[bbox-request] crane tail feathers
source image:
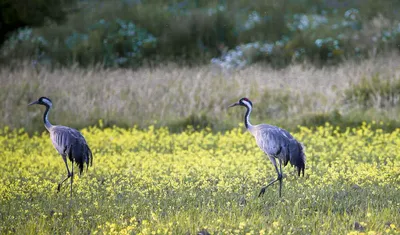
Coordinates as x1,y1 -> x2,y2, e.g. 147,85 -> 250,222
297,142 -> 306,177
88,146 -> 93,168
289,141 -> 306,177
73,144 -> 93,175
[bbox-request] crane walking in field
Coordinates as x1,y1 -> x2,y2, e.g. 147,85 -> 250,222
29,97 -> 93,197
229,97 -> 305,197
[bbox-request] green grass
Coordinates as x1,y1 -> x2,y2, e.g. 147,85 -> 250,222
4,185 -> 399,234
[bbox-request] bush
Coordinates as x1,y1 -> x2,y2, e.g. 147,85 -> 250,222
65,18 -> 157,67
2,0 -> 400,68
212,9 -> 400,70
1,19 -> 157,68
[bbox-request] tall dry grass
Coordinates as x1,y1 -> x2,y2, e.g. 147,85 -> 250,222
1,53 -> 400,133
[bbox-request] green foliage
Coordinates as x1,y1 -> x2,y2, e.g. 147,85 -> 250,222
65,18 -> 157,67
0,28 -> 49,64
128,3 -> 238,61
9,0 -> 400,68
1,18 -> 157,68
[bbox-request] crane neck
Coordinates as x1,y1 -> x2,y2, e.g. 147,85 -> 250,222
43,105 -> 53,130
244,105 -> 253,129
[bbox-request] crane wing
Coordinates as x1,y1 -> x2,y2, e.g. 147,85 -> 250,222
254,125 -> 289,156
254,124 -> 305,176
50,126 -> 83,156
50,125 -> 92,174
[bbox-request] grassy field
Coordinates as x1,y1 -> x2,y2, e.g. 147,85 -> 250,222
2,53 -> 400,134
0,123 -> 399,234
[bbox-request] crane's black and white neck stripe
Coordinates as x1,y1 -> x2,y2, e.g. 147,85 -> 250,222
29,96 -> 54,130
241,99 -> 253,129
41,98 -> 53,130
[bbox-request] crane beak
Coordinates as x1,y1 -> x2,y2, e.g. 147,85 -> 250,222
228,102 -> 239,108
28,100 -> 39,106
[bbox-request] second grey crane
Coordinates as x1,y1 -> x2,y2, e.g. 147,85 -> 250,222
229,97 -> 305,197
29,97 -> 93,197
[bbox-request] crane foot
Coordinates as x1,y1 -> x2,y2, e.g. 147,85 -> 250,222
56,172 -> 73,193
258,187 -> 267,197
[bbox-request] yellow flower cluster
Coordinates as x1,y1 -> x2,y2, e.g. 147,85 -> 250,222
0,122 -> 399,234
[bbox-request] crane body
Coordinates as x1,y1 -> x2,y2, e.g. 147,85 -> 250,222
29,97 -> 92,197
229,97 -> 305,197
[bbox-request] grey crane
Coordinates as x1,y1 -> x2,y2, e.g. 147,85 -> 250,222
229,97 -> 305,197
28,97 -> 93,197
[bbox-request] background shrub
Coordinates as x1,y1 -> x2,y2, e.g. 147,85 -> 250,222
1,0 -> 400,68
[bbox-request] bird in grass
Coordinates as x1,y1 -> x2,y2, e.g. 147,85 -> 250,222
29,97 -> 93,197
229,97 -> 305,197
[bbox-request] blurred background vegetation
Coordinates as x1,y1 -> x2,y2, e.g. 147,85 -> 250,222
1,0 -> 400,133
1,0 -> 400,69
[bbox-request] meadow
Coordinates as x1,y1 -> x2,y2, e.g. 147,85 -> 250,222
2,53 -> 400,135
2,1 -> 400,234
0,122 -> 399,234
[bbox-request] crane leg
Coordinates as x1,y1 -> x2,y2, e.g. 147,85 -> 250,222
57,156 -> 72,192
278,159 -> 283,198
70,161 -> 74,198
258,157 -> 283,197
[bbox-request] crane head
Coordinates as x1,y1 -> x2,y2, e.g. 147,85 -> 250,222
228,97 -> 253,108
28,96 -> 53,107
